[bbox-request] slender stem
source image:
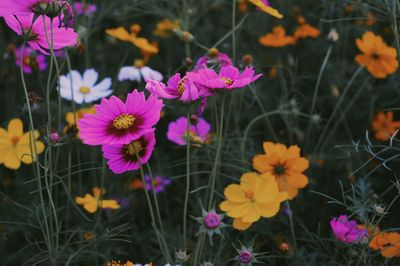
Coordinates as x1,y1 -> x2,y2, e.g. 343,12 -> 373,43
314,66 -> 363,152
192,233 -> 206,265
232,0 -> 237,62
285,201 -> 297,251
20,42 -> 51,252
305,45 -> 333,151
135,150 -> 171,263
145,163 -> 166,239
43,17 -> 59,265
392,0 -> 400,63
183,108 -> 191,249
208,95 -> 226,209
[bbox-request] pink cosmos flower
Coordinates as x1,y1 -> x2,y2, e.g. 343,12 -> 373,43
167,116 -> 211,146
78,90 -> 163,146
74,2 -> 97,16
4,14 -> 78,55
15,46 -> 47,73
196,52 -> 233,69
188,65 -> 262,93
0,0 -> 74,27
145,73 -> 209,103
102,130 -> 156,174
330,215 -> 368,244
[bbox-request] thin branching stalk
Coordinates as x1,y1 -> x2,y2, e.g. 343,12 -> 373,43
20,42 -> 52,255
305,44 -> 333,152
314,66 -> 363,153
135,149 -> 171,263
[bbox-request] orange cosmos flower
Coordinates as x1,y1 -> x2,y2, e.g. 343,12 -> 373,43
106,24 -> 159,53
75,187 -> 120,213
249,0 -> 283,19
370,231 -> 400,258
259,26 -> 296,47
219,172 -> 287,231
372,111 -> 400,141
294,16 -> 320,39
252,142 -> 309,199
153,18 -> 180,38
355,31 -> 398,79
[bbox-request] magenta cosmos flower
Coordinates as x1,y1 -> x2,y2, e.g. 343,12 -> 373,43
196,52 -> 233,69
4,14 -> 78,55
188,65 -> 262,93
167,116 -> 211,145
330,215 -> 368,244
102,131 -> 156,174
78,90 -> 163,146
145,73 -> 209,103
74,2 -> 97,16
15,46 -> 47,73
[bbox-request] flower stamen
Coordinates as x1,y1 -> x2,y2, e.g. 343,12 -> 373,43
11,136 -> 20,145
113,114 -> 135,130
126,141 -> 143,156
220,77 -> 233,86
79,86 -> 91,94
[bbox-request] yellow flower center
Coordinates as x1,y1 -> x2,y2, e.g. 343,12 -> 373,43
126,141 -> 143,156
23,56 -> 31,65
220,77 -> 233,86
244,189 -> 254,199
178,78 -> 186,95
134,59 -> 144,68
79,86 -> 91,94
113,114 -> 135,130
11,136 -> 20,146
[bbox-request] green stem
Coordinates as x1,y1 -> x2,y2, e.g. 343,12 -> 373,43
183,108 -> 191,249
20,42 -> 52,254
304,44 -> 333,152
314,66 -> 363,153
208,95 -> 226,210
232,0 -> 237,62
285,201 -> 297,251
135,150 -> 171,263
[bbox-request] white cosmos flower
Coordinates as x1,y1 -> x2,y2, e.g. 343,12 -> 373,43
59,69 -> 112,104
118,66 -> 163,82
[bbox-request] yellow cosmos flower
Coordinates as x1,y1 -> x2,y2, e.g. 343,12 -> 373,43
252,142 -> 309,200
219,172 -> 287,231
106,24 -> 159,54
65,106 -> 96,127
249,0 -> 283,19
75,187 -> 120,213
0,118 -> 45,170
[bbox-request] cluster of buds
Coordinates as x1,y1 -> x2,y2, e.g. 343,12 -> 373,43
33,0 -> 74,27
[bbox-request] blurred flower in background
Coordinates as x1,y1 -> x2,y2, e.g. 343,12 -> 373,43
59,69 -> 112,104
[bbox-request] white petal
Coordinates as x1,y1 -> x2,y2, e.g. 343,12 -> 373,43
141,66 -> 163,81
73,92 -> 84,104
82,68 -> 99,87
67,70 -> 83,87
84,89 -> 112,103
118,66 -> 141,82
92,78 -> 112,91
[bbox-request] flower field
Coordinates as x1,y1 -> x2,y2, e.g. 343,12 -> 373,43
0,0 -> 400,265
